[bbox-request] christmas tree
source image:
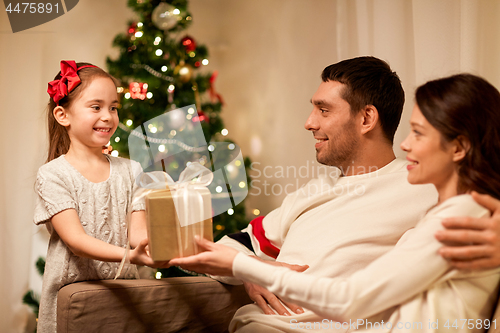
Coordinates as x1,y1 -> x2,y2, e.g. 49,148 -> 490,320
106,0 -> 252,276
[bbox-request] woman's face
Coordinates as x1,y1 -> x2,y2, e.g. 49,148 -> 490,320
400,105 -> 459,193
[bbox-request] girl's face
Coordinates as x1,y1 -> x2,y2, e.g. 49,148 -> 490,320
400,105 -> 459,197
65,77 -> 119,150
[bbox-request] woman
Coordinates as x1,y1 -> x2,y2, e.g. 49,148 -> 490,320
171,74 -> 500,332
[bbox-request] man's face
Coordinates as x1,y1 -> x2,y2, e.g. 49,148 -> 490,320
304,80 -> 360,169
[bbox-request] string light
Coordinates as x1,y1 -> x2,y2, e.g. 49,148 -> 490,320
208,145 -> 215,152
117,87 -> 124,93
221,128 -> 228,136
228,143 -> 235,150
168,85 -> 175,92
188,107 -> 195,114
239,181 -> 246,188
114,137 -> 120,142
155,49 -> 163,56
202,59 -> 209,65
253,209 -> 260,216
170,130 -> 177,136
126,119 -> 133,126
124,92 -> 131,99
146,92 -> 153,99
111,150 -> 119,157
235,160 -> 242,167
189,52 -> 196,57
135,31 -> 143,38
158,145 -> 166,152
227,209 -> 234,215
154,37 -> 161,45
137,22 -> 143,27
150,127 -> 157,133
155,272 -> 162,279
215,186 -> 223,193
173,8 -> 180,14
161,66 -> 168,72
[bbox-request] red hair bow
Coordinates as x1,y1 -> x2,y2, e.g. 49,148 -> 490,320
47,60 -> 96,105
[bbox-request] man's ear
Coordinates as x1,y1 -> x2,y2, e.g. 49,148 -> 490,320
452,135 -> 471,162
359,105 -> 379,135
53,106 -> 70,127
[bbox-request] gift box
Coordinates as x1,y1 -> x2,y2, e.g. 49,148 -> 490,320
145,185 -> 213,261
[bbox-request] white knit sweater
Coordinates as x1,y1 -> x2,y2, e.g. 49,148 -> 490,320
232,195 -> 500,332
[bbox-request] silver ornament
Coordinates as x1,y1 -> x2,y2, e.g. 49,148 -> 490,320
152,2 -> 180,30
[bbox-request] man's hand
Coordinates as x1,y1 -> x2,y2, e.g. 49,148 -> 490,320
244,260 -> 308,316
436,191 -> 500,269
169,236 -> 239,276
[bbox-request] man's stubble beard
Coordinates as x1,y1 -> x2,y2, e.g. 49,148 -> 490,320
316,118 -> 360,172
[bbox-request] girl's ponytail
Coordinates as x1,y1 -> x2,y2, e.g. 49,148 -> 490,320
46,98 -> 71,162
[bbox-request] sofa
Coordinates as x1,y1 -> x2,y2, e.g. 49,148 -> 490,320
57,276 -> 500,333
56,277 -> 252,333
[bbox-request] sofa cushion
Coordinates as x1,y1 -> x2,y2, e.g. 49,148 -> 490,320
57,277 -> 252,333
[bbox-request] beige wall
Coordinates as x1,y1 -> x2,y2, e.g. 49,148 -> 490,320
187,0 -> 500,215
2,1 -> 500,331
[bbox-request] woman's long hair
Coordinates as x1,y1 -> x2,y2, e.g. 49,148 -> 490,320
416,74 -> 500,200
46,63 -> 117,162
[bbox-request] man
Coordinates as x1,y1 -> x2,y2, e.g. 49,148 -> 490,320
209,56 -> 499,331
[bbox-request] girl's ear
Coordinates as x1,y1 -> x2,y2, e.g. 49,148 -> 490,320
452,135 -> 471,162
53,106 -> 70,127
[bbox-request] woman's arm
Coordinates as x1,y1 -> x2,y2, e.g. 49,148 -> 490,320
436,192 -> 500,269
172,196 -> 488,322
173,221 -> 448,321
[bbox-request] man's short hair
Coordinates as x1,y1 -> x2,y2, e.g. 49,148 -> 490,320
321,56 -> 405,144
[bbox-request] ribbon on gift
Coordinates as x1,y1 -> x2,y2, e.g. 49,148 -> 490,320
115,162 -> 213,279
137,162 -> 213,226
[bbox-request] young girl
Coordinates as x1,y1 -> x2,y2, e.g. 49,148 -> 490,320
170,74 -> 500,332
34,61 -> 164,332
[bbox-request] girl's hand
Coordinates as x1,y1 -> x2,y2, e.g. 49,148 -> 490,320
129,238 -> 171,268
169,236 -> 238,276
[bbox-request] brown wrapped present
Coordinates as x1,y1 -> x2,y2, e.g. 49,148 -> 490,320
145,186 -> 213,261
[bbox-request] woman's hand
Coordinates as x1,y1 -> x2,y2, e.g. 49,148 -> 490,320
169,236 -> 238,276
436,191 -> 500,269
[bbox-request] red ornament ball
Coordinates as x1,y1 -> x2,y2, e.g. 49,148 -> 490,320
181,35 -> 197,53
128,22 -> 137,35
193,110 -> 207,123
194,61 -> 201,68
